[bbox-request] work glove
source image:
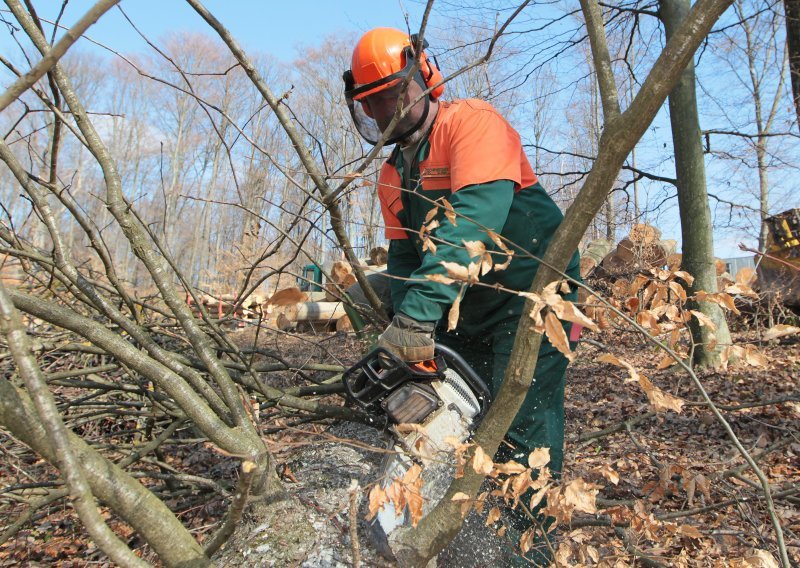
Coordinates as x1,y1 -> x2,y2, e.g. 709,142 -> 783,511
377,312 -> 436,363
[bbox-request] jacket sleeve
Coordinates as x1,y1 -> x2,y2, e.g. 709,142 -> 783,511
397,179 -> 515,322
388,237 -> 421,312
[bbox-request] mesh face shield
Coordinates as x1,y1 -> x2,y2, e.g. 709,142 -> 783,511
343,47 -> 430,146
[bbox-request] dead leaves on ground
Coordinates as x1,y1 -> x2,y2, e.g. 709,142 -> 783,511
598,353 -> 685,414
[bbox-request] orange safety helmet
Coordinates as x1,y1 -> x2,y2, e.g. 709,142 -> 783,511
343,28 -> 444,144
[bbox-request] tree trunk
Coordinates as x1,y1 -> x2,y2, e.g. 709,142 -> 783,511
661,0 -> 733,368
785,0 -> 800,125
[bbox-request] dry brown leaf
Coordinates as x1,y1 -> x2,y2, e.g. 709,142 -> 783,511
549,299 -> 600,332
422,237 -> 437,255
656,354 -> 677,370
743,345 -> 768,368
493,460 -> 527,475
724,281 -> 758,298
485,506 -> 502,527
695,290 -> 740,314
443,200 -> 457,226
518,528 -> 535,554
511,470 -> 534,499
493,251 -> 514,271
529,484 -> 550,511
639,374 -> 685,413
636,310 -> 662,334
472,446 -> 494,475
367,484 -> 387,520
763,324 -> 800,341
668,281 -> 687,303
467,261 -> 481,284
424,206 -> 439,224
672,270 -> 695,286
528,447 -> 551,470
450,492 -> 472,517
440,261 -> 469,281
463,240 -> 486,259
677,524 -> 703,539
487,229 -> 511,252
480,252 -> 493,275
593,464 -> 620,485
737,550 -> 779,568
426,273 -> 456,285
563,478 -> 600,514
395,423 -> 428,436
545,311 -> 574,361
448,286 -> 465,331
689,310 -> 717,331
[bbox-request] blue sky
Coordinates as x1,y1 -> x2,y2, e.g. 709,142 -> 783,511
2,1 -> 790,260
1,1 -> 422,62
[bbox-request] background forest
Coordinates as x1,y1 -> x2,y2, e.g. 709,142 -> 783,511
0,0 -> 798,567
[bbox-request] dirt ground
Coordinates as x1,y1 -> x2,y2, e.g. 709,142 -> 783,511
0,321 -> 798,566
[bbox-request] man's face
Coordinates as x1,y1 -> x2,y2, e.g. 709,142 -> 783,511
362,79 -> 426,145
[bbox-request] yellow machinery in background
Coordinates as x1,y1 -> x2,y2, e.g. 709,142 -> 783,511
758,208 -> 800,308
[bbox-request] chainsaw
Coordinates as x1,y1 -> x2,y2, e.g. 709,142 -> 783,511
343,344 -> 491,559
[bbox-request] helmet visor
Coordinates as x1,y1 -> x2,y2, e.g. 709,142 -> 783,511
345,74 -> 430,146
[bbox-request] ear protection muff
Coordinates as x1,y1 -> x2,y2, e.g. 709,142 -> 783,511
409,34 -> 444,100
420,52 -> 444,100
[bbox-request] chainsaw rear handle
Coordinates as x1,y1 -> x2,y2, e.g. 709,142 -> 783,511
433,343 -> 491,421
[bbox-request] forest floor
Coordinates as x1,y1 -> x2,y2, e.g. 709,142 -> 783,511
0,319 -> 798,566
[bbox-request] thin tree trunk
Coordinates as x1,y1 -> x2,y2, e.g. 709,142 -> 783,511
785,0 -> 800,125
661,0 -> 733,367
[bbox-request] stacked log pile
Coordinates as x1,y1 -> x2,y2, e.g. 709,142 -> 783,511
186,292 -> 265,322
590,224 -> 677,278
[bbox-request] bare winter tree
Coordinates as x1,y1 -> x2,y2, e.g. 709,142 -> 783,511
0,1 -> 793,567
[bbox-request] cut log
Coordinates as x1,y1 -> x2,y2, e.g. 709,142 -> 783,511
330,261 -> 353,285
324,282 -> 343,302
369,246 -> 388,266
293,302 -> 347,321
629,223 -> 661,245
336,315 -> 354,333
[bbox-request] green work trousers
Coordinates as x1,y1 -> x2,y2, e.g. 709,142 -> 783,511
435,318 -> 569,475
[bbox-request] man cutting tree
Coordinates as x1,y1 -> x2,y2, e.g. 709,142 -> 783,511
343,27 -> 581,564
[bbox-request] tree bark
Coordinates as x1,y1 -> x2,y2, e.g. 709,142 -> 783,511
661,0 -> 733,368
785,0 -> 800,126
